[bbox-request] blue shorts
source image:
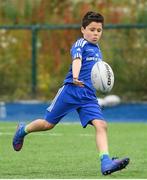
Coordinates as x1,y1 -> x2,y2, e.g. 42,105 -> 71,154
44,84 -> 104,128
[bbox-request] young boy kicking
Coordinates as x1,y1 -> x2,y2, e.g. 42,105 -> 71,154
13,11 -> 129,175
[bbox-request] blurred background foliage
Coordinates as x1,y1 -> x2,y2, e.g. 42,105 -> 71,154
0,0 -> 147,101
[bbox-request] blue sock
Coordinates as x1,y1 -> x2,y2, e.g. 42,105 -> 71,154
101,154 -> 110,160
20,126 -> 27,137
99,152 -> 110,160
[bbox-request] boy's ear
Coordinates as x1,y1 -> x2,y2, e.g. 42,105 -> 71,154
81,27 -> 85,34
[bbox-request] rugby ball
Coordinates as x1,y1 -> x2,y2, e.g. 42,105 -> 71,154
91,61 -> 114,93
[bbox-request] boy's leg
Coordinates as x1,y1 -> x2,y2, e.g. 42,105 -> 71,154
13,119 -> 55,151
25,119 -> 55,133
78,101 -> 129,175
13,85 -> 79,151
92,119 -> 108,153
92,119 -> 129,175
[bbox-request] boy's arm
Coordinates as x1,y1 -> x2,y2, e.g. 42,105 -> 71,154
72,58 -> 84,87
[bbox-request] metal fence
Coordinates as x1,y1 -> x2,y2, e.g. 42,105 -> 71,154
0,24 -> 147,100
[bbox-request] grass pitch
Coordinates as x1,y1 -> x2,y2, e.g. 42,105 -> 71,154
0,121 -> 147,179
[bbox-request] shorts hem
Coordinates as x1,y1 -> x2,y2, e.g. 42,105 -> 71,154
82,117 -> 105,128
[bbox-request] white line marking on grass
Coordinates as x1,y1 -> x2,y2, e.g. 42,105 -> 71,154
0,132 -> 12,135
0,126 -> 16,129
34,133 -> 63,136
79,133 -> 93,137
0,132 -> 63,136
0,132 -> 93,137
25,133 -> 63,137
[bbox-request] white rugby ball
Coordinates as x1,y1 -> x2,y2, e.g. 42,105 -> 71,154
91,61 -> 114,93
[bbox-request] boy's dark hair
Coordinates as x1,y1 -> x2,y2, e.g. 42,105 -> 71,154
82,11 -> 104,28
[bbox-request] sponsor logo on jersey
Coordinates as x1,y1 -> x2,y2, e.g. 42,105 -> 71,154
85,49 -> 95,52
86,57 -> 102,61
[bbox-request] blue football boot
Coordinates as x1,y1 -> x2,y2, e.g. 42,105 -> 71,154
101,155 -> 130,175
13,123 -> 27,151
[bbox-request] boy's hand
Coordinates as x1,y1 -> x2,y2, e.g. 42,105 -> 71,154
73,78 -> 84,87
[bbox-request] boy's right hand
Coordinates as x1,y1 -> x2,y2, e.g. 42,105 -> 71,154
73,78 -> 84,87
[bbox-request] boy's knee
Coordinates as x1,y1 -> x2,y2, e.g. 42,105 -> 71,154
42,120 -> 55,130
92,119 -> 107,130
45,122 -> 55,130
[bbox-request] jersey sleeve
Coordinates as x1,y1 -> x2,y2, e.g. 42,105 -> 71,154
70,38 -> 87,61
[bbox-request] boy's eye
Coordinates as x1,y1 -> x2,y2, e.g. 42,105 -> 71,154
90,29 -> 95,31
97,28 -> 102,32
90,28 -> 102,32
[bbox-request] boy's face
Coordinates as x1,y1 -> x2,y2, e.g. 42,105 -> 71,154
81,22 -> 103,44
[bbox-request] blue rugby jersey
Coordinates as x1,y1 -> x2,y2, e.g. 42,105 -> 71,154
63,38 -> 103,91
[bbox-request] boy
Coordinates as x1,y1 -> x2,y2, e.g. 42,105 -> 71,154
13,11 -> 129,175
